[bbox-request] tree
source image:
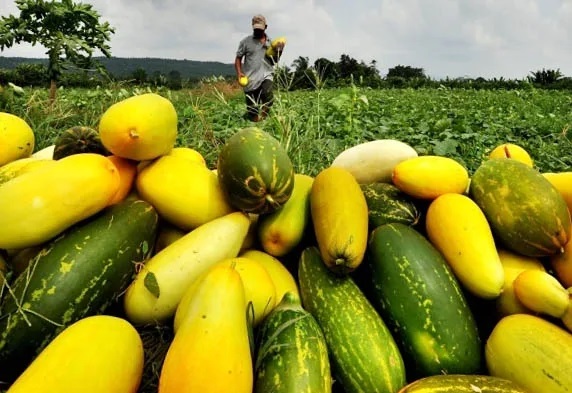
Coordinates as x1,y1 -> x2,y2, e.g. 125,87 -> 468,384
0,0 -> 115,102
528,68 -> 563,86
386,65 -> 427,79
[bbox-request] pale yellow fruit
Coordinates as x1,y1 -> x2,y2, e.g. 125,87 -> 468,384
98,93 -> 178,161
488,143 -> 533,167
239,76 -> 248,87
0,112 -> 35,166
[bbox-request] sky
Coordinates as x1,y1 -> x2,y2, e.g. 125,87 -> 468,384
0,0 -> 571,80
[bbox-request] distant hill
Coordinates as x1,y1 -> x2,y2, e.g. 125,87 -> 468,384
0,56 -> 236,79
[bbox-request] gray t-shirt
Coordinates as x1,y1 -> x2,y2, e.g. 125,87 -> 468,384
236,34 -> 275,92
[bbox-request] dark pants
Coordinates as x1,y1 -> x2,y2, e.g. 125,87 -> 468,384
245,79 -> 274,121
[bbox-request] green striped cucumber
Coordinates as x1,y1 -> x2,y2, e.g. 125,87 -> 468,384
0,198 -> 158,383
298,246 -> 406,393
254,291 -> 332,393
397,374 -> 530,393
363,223 -> 482,379
360,182 -> 420,230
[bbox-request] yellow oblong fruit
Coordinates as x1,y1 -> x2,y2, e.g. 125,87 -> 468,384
7,315 -> 143,393
159,264 -> 252,393
0,157 -> 57,187
543,172 -> 572,215
310,166 -> 368,274
513,269 -> 570,318
561,288 -> 572,333
486,313 -> 572,393
98,93 -> 178,161
495,249 -> 545,317
0,153 -> 120,250
550,228 -> 572,288
239,249 -> 299,302
257,173 -> 314,257
136,154 -> 235,231
0,112 -> 35,166
123,211 -> 250,325
488,143 -> 533,167
392,155 -> 469,199
174,256 -> 276,332
425,193 -> 504,299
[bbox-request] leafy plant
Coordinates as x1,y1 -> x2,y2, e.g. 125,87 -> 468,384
0,0 -> 115,103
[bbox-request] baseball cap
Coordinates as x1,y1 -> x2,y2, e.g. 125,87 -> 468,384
252,14 -> 267,29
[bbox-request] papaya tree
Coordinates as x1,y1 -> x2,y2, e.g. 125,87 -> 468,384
0,0 -> 115,102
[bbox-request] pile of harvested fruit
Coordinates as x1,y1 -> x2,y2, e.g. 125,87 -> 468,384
0,92 -> 571,393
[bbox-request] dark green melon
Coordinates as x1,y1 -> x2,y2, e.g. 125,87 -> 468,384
360,182 -> 420,231
52,126 -> 109,160
0,198 -> 158,382
469,158 -> 571,257
254,292 -> 332,393
217,127 -> 295,214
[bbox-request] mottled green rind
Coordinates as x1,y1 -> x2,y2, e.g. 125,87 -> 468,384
360,182 -> 420,230
364,223 -> 482,380
298,246 -> 406,393
0,198 -> 158,382
254,292 -> 332,393
217,127 -> 295,214
398,374 -> 530,393
469,158 -> 571,257
52,126 -> 109,160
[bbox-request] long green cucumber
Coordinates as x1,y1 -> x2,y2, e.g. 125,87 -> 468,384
254,291 -> 332,393
0,198 -> 158,383
363,223 -> 482,380
298,246 -> 406,393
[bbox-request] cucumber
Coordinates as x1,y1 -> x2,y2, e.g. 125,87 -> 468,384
0,198 -> 158,383
363,223 -> 482,379
254,291 -> 332,393
397,374 -> 530,393
298,246 -> 406,393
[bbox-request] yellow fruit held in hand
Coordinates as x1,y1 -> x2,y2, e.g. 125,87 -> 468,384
0,112 -> 35,166
488,143 -> 533,167
98,93 -> 178,161
239,76 -> 249,87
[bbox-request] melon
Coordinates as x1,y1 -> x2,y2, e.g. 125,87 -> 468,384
98,93 -> 178,161
217,127 -> 295,214
52,126 -> 108,160
0,112 -> 35,166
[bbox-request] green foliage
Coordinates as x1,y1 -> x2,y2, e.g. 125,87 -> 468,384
528,68 -> 564,86
0,0 -> 115,100
4,85 -> 571,178
387,65 -> 427,79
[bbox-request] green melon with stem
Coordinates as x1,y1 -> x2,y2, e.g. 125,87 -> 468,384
217,127 -> 295,214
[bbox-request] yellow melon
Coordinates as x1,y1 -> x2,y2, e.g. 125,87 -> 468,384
0,112 -> 35,166
98,93 -> 178,161
488,143 -> 533,167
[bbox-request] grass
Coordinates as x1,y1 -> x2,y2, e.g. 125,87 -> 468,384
1,80 -> 572,392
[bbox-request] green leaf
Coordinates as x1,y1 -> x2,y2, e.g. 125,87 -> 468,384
144,272 -> 160,298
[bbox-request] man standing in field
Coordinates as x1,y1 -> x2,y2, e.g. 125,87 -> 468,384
235,14 -> 285,122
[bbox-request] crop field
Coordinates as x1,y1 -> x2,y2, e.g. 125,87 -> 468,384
2,82 -> 572,393
4,82 -> 572,176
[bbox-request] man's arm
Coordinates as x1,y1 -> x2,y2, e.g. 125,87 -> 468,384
235,56 -> 244,79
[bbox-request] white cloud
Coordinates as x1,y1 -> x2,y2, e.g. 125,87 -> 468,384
0,0 -> 570,79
